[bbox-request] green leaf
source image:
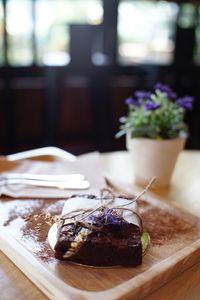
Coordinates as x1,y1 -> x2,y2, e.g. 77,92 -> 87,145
115,88 -> 189,139
141,231 -> 151,254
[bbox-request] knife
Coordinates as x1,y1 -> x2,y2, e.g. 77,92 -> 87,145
0,173 -> 85,182
0,178 -> 90,190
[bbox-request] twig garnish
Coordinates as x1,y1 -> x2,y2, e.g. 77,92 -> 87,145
118,176 -> 156,208
58,177 -> 156,234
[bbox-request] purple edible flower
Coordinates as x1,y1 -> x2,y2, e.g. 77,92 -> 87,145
145,101 -> 161,111
154,83 -> 177,100
177,96 -> 194,110
89,208 -> 127,230
125,97 -> 141,107
134,91 -> 152,100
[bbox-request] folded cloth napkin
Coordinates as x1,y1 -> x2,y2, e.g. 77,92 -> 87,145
0,152 -> 106,199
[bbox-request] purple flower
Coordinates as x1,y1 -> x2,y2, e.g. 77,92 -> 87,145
177,96 -> 194,110
154,83 -> 177,100
134,91 -> 152,100
145,101 -> 161,111
167,91 -> 177,100
125,97 -> 141,106
155,82 -> 171,93
89,208 -> 127,230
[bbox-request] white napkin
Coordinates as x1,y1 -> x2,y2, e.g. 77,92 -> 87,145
62,196 -> 139,226
0,152 -> 106,198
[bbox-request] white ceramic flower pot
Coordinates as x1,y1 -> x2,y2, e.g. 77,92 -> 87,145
126,134 -> 185,188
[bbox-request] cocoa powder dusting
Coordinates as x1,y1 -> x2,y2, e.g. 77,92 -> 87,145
2,197 -> 200,263
3,199 -> 65,262
138,200 -> 199,246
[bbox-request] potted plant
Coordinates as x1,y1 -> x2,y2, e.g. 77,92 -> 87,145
116,83 -> 194,188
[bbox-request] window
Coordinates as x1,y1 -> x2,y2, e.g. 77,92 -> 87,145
35,0 -> 103,65
178,3 -> 196,29
7,0 -> 33,66
0,0 -> 4,65
2,1 -> 197,67
192,5 -> 200,65
118,0 -> 179,65
3,0 -> 103,66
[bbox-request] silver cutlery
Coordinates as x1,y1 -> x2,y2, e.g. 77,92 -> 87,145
0,173 -> 85,182
3,148 -> 90,190
0,178 -> 90,190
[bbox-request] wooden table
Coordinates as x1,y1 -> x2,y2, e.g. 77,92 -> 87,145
1,150 -> 200,300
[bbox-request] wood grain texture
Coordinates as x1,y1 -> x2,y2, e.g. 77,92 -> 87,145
0,252 -> 47,300
144,260 -> 200,300
1,211 -> 200,300
1,150 -> 200,299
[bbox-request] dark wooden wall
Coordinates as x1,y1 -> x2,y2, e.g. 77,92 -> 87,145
1,64 -> 199,155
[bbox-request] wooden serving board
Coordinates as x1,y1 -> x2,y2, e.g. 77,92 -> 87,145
1,193 -> 200,300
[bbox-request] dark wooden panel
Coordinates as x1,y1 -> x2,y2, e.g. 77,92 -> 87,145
0,82 -> 6,153
57,138 -> 97,156
109,76 -> 135,150
58,83 -> 93,135
11,79 -> 46,143
57,78 -> 96,154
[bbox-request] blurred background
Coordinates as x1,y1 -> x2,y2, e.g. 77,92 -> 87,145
0,0 -> 200,155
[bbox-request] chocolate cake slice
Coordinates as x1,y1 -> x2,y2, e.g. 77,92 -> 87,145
53,194 -> 143,267
54,218 -> 142,266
